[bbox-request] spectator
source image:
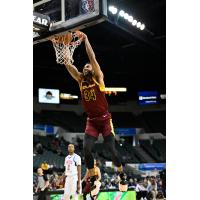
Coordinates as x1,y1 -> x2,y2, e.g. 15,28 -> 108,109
114,176 -> 119,188
33,147 -> 37,156
156,191 -> 165,200
49,172 -> 59,190
128,178 -> 136,189
36,143 -> 43,154
35,168 -> 49,200
136,179 -> 148,200
159,169 -> 166,197
103,172 -> 109,179
104,179 -> 110,190
148,176 -> 158,200
157,179 -> 163,193
134,178 -> 138,186
107,181 -> 116,189
100,181 -> 106,190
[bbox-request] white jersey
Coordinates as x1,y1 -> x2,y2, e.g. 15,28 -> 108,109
64,153 -> 81,176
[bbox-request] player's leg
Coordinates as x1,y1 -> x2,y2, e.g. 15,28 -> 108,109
83,131 -> 98,192
101,118 -> 123,171
83,134 -> 97,177
63,176 -> 71,200
102,119 -> 128,191
103,134 -> 123,171
70,176 -> 79,200
84,119 -> 98,179
103,134 -> 128,191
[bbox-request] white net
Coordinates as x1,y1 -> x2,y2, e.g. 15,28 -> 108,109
51,32 -> 82,65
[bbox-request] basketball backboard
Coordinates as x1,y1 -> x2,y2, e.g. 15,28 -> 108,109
33,0 -> 108,44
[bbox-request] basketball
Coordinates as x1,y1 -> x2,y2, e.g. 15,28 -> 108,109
51,32 -> 73,45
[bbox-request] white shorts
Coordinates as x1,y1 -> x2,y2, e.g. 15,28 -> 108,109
64,175 -> 81,196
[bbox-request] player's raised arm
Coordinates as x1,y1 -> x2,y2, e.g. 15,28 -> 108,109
83,34 -> 104,81
64,62 -> 82,83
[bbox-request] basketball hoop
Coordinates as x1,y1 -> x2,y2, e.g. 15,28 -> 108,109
50,31 -> 84,65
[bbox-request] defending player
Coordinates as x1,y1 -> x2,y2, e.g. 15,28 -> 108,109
63,144 -> 81,200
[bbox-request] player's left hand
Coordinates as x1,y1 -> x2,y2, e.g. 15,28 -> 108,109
41,187 -> 45,191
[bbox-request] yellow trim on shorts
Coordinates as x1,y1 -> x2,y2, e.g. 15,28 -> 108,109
110,119 -> 115,136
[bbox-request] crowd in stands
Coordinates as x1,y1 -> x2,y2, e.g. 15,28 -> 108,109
34,161 -> 166,200
100,172 -> 166,200
34,134 -> 166,168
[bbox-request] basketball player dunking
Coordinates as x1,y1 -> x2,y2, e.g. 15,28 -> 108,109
64,33 -> 128,192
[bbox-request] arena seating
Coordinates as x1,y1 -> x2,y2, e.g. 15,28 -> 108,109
139,140 -> 165,162
34,110 -> 166,135
142,111 -> 166,135
34,134 -> 166,171
152,139 -> 166,162
33,150 -> 65,170
125,144 -> 156,163
34,111 -> 144,131
34,111 -> 86,132
33,109 -> 166,171
111,112 -> 140,127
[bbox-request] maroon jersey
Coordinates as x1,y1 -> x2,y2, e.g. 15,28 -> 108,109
80,77 -> 108,118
